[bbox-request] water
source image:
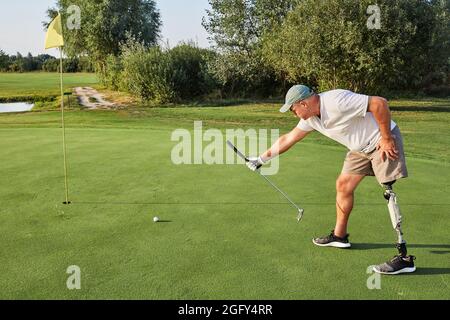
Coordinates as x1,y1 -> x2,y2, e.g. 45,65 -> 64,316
0,102 -> 34,113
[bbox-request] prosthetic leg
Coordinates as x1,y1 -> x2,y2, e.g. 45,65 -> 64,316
382,181 -> 408,257
373,181 -> 416,274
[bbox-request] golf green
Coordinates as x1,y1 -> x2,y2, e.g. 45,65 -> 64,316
0,109 -> 449,300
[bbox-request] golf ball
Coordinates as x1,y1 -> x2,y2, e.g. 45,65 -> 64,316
153,216 -> 160,223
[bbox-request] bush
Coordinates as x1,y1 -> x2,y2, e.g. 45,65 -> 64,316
121,43 -> 174,103
101,55 -> 124,90
167,44 -> 217,100
116,41 -> 217,103
209,51 -> 286,98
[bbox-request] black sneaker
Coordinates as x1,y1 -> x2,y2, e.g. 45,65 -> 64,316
312,230 -> 351,248
373,255 -> 417,275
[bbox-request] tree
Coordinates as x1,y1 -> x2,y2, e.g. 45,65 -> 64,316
203,0 -> 298,97
203,0 -> 297,53
8,52 -> 25,72
42,59 -> 59,72
21,53 -> 37,72
42,7 -> 59,29
423,0 -> 450,95
0,50 -> 10,71
262,0 -> 450,93
44,0 -> 162,72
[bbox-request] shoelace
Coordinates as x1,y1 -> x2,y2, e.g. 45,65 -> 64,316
390,255 -> 403,263
390,255 -> 416,263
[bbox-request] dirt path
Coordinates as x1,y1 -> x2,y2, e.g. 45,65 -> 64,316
74,87 -> 115,109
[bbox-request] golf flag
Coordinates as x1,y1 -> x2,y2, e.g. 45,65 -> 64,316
45,13 -> 70,204
45,13 -> 64,49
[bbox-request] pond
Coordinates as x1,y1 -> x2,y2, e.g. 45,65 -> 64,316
0,102 -> 34,113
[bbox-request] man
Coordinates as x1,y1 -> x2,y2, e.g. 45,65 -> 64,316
247,85 -> 416,275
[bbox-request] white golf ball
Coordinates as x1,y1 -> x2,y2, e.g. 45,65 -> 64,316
153,216 -> 160,223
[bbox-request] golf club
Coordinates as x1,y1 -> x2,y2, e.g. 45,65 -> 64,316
226,140 -> 304,222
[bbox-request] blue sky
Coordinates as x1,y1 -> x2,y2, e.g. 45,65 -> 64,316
0,0 -> 211,56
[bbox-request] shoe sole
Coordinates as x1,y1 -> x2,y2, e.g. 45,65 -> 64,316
372,266 -> 416,275
312,239 -> 351,249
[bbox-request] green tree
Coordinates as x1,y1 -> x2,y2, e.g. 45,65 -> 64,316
203,0 -> 297,53
423,0 -> 450,95
0,50 -> 10,71
203,0 -> 298,97
22,53 -> 37,72
9,52 -> 25,72
42,59 -> 59,72
262,0 -> 449,93
45,0 -> 161,72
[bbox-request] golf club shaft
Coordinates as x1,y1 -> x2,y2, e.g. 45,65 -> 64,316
227,140 -> 304,219
227,141 -> 249,162
258,172 -> 302,212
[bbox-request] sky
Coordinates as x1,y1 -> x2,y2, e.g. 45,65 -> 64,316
0,0 -> 212,57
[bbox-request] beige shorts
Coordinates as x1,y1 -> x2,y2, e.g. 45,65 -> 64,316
342,126 -> 408,184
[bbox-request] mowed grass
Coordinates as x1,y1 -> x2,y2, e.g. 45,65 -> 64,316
0,72 -> 98,99
0,101 -> 449,300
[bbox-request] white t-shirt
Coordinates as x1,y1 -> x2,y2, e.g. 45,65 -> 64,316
297,89 -> 396,153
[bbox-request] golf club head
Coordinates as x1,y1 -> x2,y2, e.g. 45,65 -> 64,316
297,208 -> 304,223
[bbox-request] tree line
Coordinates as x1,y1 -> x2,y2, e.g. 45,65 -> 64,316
204,0 -> 449,97
45,0 -> 449,101
0,50 -> 94,73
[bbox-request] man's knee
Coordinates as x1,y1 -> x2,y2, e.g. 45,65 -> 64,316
336,176 -> 356,195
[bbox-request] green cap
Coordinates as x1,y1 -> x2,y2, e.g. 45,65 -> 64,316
280,85 -> 314,113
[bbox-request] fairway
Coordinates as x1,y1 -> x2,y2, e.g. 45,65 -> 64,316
0,106 -> 449,299
0,73 -> 98,99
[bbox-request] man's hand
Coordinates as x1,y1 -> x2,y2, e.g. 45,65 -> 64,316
246,156 -> 266,172
377,136 -> 399,161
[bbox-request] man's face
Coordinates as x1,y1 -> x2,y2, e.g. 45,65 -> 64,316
290,100 -> 313,120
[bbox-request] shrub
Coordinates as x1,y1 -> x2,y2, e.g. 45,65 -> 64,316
208,51 -> 286,98
121,43 -> 174,103
167,43 -> 217,100
117,41 -> 217,103
101,55 -> 124,91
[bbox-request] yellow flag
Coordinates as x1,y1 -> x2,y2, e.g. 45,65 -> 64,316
45,13 -> 64,49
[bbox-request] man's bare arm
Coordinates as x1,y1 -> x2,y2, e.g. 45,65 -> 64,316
368,96 -> 399,161
261,127 -> 310,162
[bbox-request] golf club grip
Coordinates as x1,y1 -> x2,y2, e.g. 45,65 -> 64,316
226,141 -> 249,162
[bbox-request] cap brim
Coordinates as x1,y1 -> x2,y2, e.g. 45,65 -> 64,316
280,103 -> 291,113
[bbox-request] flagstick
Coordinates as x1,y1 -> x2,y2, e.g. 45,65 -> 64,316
60,47 -> 70,205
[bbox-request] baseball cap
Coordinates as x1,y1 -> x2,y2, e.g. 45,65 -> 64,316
280,85 -> 314,113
